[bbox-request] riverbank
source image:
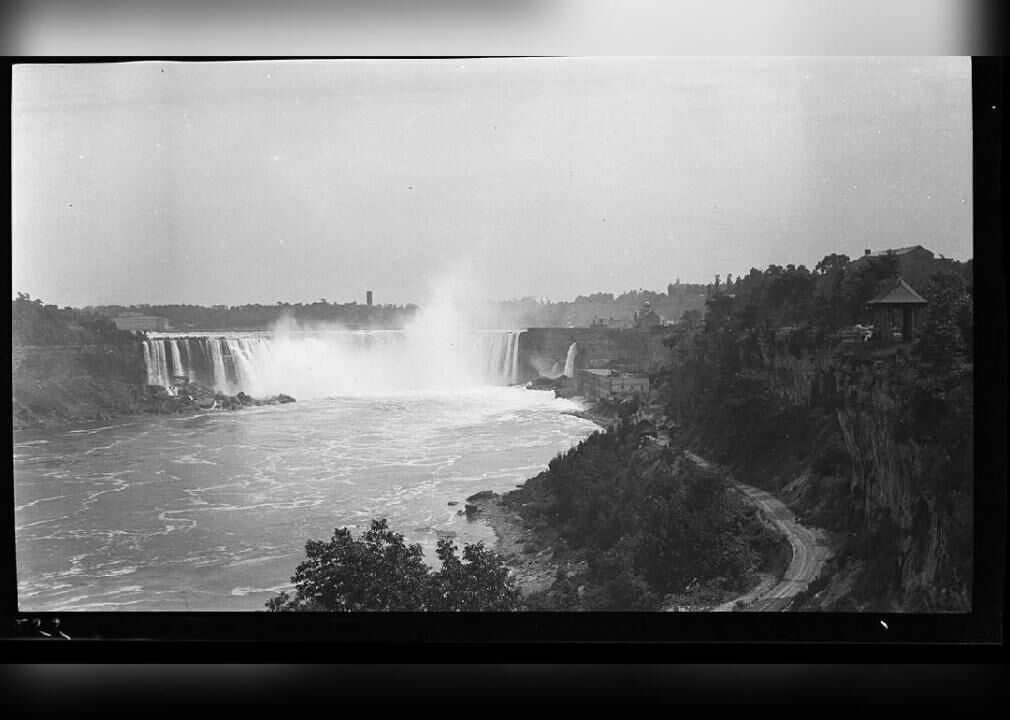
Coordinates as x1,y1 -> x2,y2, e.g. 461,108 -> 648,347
461,394 -> 616,606
469,397 -> 795,611
465,492 -> 563,597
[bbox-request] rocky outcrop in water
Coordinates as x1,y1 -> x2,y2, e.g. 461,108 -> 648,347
163,380 -> 296,413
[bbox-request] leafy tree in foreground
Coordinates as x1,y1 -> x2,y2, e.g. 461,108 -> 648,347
267,519 -> 520,612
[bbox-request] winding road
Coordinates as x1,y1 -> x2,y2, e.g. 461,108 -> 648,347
683,451 -> 832,612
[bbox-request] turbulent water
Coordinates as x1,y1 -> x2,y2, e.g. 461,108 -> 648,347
14,387 -> 598,611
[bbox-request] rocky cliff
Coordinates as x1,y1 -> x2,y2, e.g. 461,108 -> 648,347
12,343 -> 152,429
656,329 -> 973,612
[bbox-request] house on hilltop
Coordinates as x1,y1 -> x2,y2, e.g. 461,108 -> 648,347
850,245 -> 937,290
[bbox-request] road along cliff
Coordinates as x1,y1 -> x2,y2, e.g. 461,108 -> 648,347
682,451 -> 833,612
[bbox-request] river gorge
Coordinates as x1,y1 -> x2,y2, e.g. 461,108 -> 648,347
14,325 -> 606,611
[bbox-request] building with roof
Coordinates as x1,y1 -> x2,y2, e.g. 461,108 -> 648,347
633,301 -> 662,329
112,315 -> 171,332
578,368 -> 650,402
850,245 -> 937,290
866,277 -> 927,343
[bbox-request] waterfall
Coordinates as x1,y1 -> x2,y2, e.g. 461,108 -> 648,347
503,332 -> 516,384
169,340 -> 185,380
508,330 -> 524,384
142,342 -> 153,385
142,329 -> 527,398
563,342 -> 577,378
143,339 -> 171,387
208,339 -> 229,393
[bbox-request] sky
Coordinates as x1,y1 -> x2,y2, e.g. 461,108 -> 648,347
12,57 -> 973,308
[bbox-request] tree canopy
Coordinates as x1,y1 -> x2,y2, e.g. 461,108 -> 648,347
266,519 -> 521,612
12,293 -> 138,347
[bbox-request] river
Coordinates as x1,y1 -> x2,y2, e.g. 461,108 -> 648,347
14,387 -> 598,611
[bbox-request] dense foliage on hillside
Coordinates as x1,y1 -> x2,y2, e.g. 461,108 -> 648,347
504,416 -> 783,610
12,293 -> 138,346
266,519 -> 521,611
698,252 -> 970,338
654,252 -> 974,611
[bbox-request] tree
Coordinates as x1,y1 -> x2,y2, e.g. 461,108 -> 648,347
919,270 -> 972,363
266,518 -> 521,612
814,253 -> 851,277
428,539 -> 521,611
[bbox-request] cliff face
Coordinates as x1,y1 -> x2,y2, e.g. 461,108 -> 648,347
12,343 -> 151,429
834,403 -> 972,611
657,330 -> 972,612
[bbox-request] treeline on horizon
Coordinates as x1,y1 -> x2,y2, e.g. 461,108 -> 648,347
84,299 -> 421,331
80,285 -> 710,331
12,283 -> 708,334
11,292 -> 139,347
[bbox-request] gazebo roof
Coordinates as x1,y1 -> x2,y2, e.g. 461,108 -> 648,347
866,277 -> 927,306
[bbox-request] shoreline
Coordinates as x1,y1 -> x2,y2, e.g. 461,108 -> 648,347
467,492 -> 563,597
462,400 -> 617,606
559,407 -> 616,431
471,400 -> 801,611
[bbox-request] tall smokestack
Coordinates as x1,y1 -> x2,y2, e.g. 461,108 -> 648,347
366,290 -> 373,307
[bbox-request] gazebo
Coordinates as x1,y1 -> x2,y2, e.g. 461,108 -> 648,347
866,277 -> 928,343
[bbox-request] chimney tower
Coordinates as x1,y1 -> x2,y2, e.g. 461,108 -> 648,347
366,290 -> 373,307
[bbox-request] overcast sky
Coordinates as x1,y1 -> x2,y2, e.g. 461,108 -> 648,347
12,57 -> 972,307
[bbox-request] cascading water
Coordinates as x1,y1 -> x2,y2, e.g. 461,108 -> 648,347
563,342 -> 577,378
143,329 -> 526,399
208,339 -> 228,392
169,340 -> 185,380
144,338 -> 170,387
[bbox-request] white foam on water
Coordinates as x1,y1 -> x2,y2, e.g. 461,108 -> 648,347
230,583 -> 293,597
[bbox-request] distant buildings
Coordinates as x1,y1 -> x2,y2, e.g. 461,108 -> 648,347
112,314 -> 170,331
633,301 -> 662,329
